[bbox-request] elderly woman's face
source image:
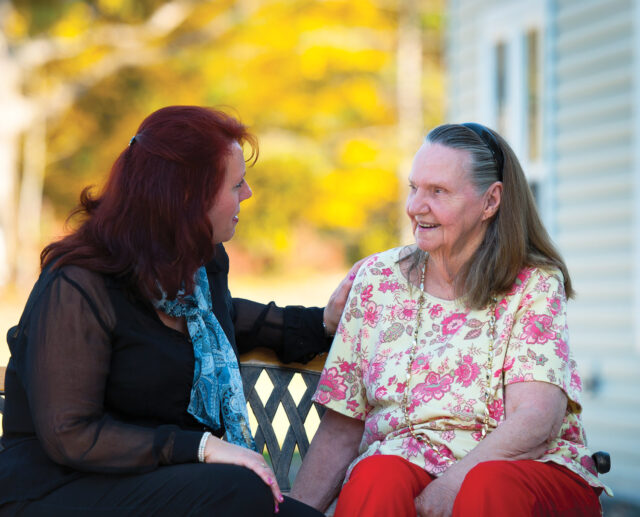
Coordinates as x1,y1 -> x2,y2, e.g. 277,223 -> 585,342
406,143 -> 493,261
207,142 -> 253,244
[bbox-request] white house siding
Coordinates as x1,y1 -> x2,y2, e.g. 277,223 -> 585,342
446,0 -> 640,504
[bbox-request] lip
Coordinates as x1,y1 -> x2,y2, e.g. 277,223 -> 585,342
415,222 -> 439,229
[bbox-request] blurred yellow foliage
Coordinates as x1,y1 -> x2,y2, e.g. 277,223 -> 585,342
51,2 -> 94,38
6,0 -> 444,273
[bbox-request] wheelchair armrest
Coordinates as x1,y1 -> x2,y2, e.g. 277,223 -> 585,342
591,451 -> 610,474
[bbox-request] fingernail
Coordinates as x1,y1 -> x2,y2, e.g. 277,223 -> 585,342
278,494 -> 284,502
267,477 -> 274,484
275,503 -> 280,513
349,273 -> 356,280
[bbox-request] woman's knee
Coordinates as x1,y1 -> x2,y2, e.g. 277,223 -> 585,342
336,455 -> 431,516
190,464 -> 273,515
454,461 -> 536,516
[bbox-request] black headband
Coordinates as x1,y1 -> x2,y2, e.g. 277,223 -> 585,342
461,122 -> 504,182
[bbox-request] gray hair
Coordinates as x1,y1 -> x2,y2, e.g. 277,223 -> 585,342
401,123 -> 572,308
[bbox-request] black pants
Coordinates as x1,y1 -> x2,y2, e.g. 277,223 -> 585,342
0,463 -> 323,517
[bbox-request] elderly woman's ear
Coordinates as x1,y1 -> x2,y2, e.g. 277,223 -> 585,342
481,181 -> 502,221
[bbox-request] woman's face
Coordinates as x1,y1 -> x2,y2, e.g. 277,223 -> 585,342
406,142 -> 499,263
208,142 -> 253,244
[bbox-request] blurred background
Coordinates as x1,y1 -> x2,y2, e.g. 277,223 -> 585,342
1,0 -> 639,513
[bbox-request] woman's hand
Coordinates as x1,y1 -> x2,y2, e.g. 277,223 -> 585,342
204,435 -> 284,511
415,477 -> 459,517
323,257 -> 368,335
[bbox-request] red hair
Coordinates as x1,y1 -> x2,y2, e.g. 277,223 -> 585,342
42,106 -> 258,298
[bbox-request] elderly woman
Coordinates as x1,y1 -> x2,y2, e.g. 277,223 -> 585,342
291,123 -> 611,516
0,106 -> 359,516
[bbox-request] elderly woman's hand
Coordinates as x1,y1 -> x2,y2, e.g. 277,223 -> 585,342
415,476 -> 459,517
323,257 -> 367,335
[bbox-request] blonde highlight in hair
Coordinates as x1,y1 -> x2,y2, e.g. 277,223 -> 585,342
401,123 -> 573,309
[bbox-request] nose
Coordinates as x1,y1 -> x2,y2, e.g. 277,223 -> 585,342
406,190 -> 428,217
241,181 -> 253,202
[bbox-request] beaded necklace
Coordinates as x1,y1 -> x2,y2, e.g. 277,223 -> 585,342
400,256 -> 497,463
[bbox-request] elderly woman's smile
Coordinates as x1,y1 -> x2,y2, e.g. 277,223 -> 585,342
406,142 -> 491,269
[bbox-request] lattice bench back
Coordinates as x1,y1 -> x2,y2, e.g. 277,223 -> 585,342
240,349 -> 326,492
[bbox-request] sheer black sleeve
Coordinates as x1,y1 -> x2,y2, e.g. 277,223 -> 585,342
19,267 -> 201,473
232,298 -> 331,363
205,243 -> 331,363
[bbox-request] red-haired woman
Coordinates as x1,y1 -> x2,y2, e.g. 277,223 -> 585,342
0,106 -> 357,516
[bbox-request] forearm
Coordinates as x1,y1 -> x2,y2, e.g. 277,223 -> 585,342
232,298 -> 329,361
437,382 -> 567,492
438,407 -> 558,491
290,409 -> 364,511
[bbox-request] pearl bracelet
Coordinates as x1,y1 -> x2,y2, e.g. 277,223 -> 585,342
322,320 -> 334,337
198,431 -> 211,463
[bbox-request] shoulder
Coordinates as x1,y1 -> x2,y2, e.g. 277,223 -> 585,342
508,265 -> 565,298
48,265 -> 116,327
54,264 -> 109,293
360,246 -> 409,273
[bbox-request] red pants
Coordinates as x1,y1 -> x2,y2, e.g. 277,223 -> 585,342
334,455 -> 602,517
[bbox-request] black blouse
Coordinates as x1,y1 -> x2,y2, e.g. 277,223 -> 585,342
0,244 -> 329,505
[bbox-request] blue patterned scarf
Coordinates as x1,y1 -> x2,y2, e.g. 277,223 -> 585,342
154,266 -> 256,450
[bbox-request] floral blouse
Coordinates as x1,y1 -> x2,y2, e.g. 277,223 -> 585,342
313,247 -> 611,495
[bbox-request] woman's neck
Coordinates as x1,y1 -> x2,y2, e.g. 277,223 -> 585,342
156,310 -> 188,334
423,252 -> 469,300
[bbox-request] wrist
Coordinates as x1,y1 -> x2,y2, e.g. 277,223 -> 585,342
198,432 -> 212,463
322,308 -> 335,337
322,319 -> 334,337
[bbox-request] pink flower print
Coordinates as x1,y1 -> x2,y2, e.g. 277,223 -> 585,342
424,444 -> 454,474
494,356 -> 515,379
374,386 -> 388,399
389,416 -> 399,429
387,375 -> 397,386
554,339 -> 569,362
441,430 -> 455,442
365,361 -> 385,385
381,267 -> 393,277
315,367 -> 347,404
454,355 -> 480,387
379,281 -> 401,293
568,445 -> 579,458
570,371 -> 582,392
429,304 -> 443,318
561,425 -> 581,443
510,373 -> 534,383
495,298 -> 508,320
346,400 -> 359,412
399,300 -> 419,321
363,301 -> 383,327
364,416 -> 383,444
580,455 -> 597,475
508,268 -> 533,295
547,296 -> 562,316
360,284 -> 373,305
488,399 -> 504,421
536,278 -> 550,293
521,314 -> 556,344
339,360 -> 357,374
412,372 -> 454,403
441,313 -> 467,335
365,255 -> 379,268
395,382 -> 407,393
410,354 -> 430,374
402,436 -> 422,458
